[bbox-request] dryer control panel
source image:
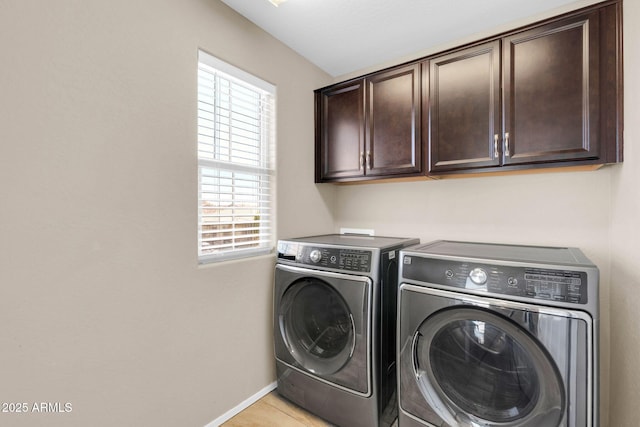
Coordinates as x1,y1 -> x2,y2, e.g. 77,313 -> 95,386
278,241 -> 372,272
402,256 -> 588,304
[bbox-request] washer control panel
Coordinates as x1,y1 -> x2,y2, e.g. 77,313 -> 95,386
402,256 -> 588,304
278,242 -> 372,273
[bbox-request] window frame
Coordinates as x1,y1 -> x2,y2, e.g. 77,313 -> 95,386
197,50 -> 276,264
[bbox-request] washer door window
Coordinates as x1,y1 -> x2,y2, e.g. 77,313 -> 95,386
280,278 -> 356,376
413,307 -> 565,427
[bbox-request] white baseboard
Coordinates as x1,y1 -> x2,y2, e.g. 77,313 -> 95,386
204,381 -> 277,427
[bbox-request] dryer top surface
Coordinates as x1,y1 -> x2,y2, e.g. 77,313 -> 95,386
282,234 -> 419,250
406,240 -> 596,268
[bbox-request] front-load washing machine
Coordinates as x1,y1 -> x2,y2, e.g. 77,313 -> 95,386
274,234 -> 419,427
397,240 -> 599,427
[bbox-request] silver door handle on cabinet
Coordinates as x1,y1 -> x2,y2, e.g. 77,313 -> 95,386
494,134 -> 499,158
360,152 -> 364,170
366,151 -> 372,170
505,132 -> 510,157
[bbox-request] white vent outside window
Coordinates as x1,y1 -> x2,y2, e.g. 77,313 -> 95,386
197,50 -> 276,263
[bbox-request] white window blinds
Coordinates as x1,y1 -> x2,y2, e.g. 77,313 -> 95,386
197,51 -> 276,263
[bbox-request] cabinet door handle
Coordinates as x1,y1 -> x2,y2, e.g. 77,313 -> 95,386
366,151 -> 372,170
494,134 -> 499,158
505,132 -> 510,157
360,152 -> 364,170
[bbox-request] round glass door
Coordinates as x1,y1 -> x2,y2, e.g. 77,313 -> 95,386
413,307 -> 565,426
279,278 -> 355,375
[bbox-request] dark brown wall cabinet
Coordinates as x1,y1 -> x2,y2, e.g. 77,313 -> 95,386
315,0 -> 622,183
315,62 -> 424,183
430,2 -> 622,175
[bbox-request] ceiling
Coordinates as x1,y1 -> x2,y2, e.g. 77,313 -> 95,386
221,0 -> 593,77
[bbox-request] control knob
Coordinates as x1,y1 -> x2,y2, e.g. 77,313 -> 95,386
469,267 -> 488,285
309,249 -> 322,263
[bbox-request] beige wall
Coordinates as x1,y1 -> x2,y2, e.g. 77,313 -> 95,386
609,0 -> 640,425
330,1 -> 638,426
0,0 -> 332,426
1,0 -> 637,426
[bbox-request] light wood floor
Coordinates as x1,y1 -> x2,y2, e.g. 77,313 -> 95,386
222,391 -> 399,427
222,391 -> 333,426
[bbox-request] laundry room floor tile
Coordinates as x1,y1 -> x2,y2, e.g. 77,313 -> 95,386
222,390 -> 399,426
222,391 -> 333,426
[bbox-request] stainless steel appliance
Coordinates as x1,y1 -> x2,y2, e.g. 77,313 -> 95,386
397,240 -> 599,427
274,234 -> 419,427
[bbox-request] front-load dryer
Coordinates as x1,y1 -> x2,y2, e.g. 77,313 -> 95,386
397,240 -> 599,427
274,234 -> 419,427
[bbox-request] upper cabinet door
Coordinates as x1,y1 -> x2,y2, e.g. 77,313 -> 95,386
502,10 -> 601,165
316,80 -> 365,181
366,62 -> 423,177
429,41 -> 501,173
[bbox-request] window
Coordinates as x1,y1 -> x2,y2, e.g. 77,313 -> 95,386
197,50 -> 276,263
